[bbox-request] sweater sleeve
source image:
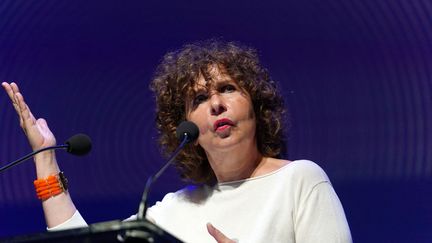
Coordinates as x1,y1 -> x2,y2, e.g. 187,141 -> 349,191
294,181 -> 352,243
47,210 -> 88,231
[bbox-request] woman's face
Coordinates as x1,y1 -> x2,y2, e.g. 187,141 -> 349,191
185,65 -> 256,154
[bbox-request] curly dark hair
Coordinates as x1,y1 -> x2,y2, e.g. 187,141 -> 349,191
150,40 -> 287,185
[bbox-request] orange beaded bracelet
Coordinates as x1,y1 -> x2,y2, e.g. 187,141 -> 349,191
33,172 -> 68,201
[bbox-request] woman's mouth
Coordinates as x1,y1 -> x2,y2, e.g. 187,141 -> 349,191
213,118 -> 235,132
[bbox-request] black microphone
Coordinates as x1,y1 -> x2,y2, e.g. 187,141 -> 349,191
0,133 -> 92,173
176,121 -> 199,143
65,133 -> 92,156
137,121 -> 199,220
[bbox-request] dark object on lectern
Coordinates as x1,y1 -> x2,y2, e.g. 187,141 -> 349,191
1,219 -> 183,243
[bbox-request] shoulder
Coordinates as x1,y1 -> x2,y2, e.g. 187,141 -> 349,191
274,159 -> 331,187
289,160 -> 329,179
267,158 -> 328,178
256,158 -> 330,182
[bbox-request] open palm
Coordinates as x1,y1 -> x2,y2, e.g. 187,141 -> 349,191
2,82 -> 56,151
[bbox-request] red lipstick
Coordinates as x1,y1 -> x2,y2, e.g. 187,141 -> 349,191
213,118 -> 235,131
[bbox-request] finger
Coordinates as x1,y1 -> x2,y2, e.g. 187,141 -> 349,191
2,82 -> 25,125
15,92 -> 36,129
2,82 -> 19,108
207,223 -> 232,243
10,82 -> 21,93
2,82 -> 14,100
10,82 -> 22,106
3,82 -> 23,117
11,83 -> 36,123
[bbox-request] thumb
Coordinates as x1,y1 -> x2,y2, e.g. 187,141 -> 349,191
36,118 -> 53,135
36,118 -> 48,128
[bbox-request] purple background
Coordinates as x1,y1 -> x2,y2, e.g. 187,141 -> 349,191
1,0 -> 432,242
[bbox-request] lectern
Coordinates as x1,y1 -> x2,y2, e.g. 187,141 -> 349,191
1,219 -> 184,243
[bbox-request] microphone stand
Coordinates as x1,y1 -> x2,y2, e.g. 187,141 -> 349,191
137,134 -> 189,220
0,133 -> 91,173
0,145 -> 68,173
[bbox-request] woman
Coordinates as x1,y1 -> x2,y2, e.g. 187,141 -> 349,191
3,40 -> 352,242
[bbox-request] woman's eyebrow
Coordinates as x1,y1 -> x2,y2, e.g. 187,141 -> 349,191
192,79 -> 236,93
193,85 -> 208,93
214,79 -> 236,88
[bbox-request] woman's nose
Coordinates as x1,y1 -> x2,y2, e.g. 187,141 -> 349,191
210,94 -> 226,115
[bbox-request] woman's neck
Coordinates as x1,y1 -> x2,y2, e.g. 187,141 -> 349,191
205,142 -> 264,183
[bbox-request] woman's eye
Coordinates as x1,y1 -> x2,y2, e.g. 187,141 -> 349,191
194,94 -> 207,105
221,84 -> 236,93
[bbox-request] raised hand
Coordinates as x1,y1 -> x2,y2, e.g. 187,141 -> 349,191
2,82 -> 56,151
3,82 -> 78,227
207,223 -> 236,243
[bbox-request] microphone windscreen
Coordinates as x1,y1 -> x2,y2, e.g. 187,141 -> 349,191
65,133 -> 92,156
176,121 -> 199,143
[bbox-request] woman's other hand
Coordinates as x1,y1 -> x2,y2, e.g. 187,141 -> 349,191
207,223 -> 236,243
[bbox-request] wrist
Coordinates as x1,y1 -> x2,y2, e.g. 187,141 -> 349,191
34,150 -> 57,163
34,151 -> 60,179
34,171 -> 68,201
